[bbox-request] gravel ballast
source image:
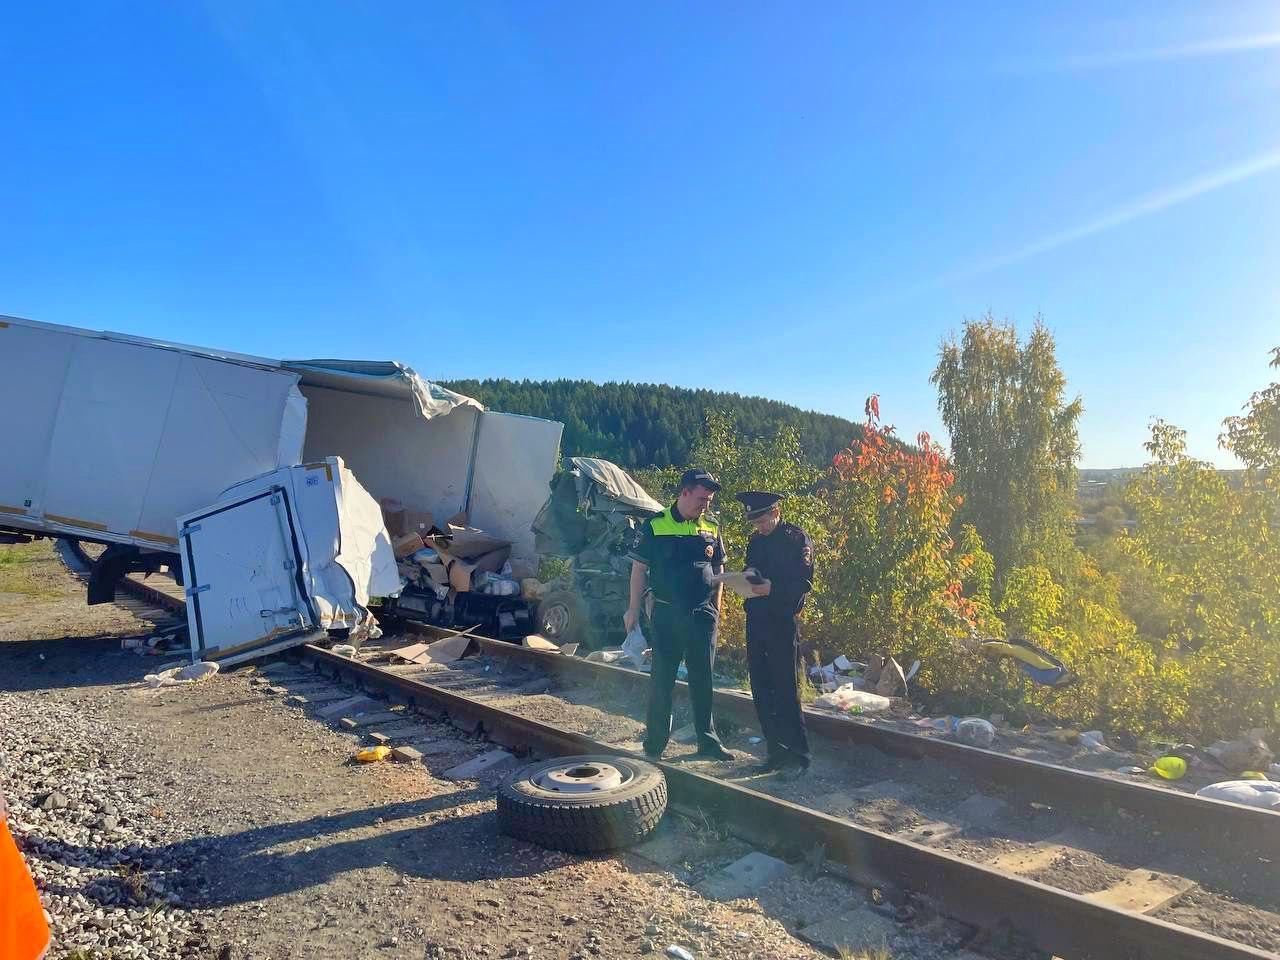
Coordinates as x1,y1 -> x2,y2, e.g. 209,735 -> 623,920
1,692 -> 214,958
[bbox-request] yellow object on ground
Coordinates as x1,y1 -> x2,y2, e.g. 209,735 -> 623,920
1240,771 -> 1267,780
356,746 -> 392,763
1149,756 -> 1187,780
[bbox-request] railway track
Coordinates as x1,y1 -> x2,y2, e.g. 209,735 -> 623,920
75,542 -> 1279,960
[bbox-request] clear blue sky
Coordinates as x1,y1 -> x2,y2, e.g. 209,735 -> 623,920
2,3 -> 1276,467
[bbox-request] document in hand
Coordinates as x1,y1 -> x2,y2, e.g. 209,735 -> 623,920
710,568 -> 771,599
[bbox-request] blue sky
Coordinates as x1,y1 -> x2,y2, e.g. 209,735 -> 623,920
2,3 -> 1276,467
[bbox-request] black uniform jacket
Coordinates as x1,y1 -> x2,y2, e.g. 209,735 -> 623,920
743,521 -> 813,621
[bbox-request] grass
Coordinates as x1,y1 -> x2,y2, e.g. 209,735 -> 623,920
0,540 -> 59,599
689,806 -> 732,846
836,944 -> 893,960
797,652 -> 823,705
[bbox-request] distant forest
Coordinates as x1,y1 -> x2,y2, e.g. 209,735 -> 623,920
442,379 -> 862,468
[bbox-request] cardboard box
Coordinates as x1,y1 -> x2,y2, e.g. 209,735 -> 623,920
402,508 -> 436,536
439,523 -> 511,560
392,531 -> 425,560
380,498 -> 406,538
421,561 -> 450,587
469,545 -> 512,575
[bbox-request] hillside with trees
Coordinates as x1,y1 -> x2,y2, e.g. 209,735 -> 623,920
441,378 -> 861,468
637,316 -> 1278,746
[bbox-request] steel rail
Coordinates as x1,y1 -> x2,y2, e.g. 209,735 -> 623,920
393,622 -> 1280,859
83,559 -> 1277,960
84,554 -> 1277,858
300,642 -> 1276,960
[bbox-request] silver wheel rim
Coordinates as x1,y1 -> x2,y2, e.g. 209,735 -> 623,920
534,761 -> 627,794
542,603 -> 571,638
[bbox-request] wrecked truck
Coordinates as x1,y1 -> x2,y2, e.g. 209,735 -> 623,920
0,314 -> 563,663
530,457 -> 664,649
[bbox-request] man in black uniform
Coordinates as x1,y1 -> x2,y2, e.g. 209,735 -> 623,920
737,491 -> 814,773
625,469 -> 734,761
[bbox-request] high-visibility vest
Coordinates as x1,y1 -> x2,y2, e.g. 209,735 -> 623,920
644,506 -> 721,607
649,506 -> 719,540
1,795 -> 51,960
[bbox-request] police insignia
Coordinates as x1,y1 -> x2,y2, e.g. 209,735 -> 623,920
705,543 -> 714,558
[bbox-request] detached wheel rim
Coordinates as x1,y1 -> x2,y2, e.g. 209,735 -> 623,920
533,760 -> 627,794
541,603 -> 571,638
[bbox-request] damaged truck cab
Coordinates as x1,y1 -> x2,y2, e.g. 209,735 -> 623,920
530,457 -> 663,649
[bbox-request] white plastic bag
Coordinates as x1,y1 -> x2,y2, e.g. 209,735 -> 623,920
1195,780 -> 1280,810
622,627 -> 648,670
954,717 -> 997,747
178,661 -> 220,682
143,667 -> 191,689
814,683 -> 893,714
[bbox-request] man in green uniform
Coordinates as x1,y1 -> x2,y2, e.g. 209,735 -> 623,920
625,469 -> 734,761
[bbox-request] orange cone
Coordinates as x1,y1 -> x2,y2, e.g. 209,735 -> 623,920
1,792 -> 52,960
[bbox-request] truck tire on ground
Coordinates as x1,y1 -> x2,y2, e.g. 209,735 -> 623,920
535,589 -> 586,646
497,755 -> 667,853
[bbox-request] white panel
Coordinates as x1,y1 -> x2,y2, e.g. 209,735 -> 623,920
214,457 -> 396,631
0,323 -> 77,519
329,460 -> 400,601
180,489 -> 307,659
468,412 -> 564,561
277,385 -> 309,467
42,338 -> 183,534
136,355 -> 300,540
299,385 -> 479,522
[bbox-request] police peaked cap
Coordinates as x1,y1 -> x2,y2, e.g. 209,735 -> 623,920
736,491 -> 783,520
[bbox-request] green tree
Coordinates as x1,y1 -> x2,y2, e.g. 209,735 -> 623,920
813,397 -> 990,702
1117,349 -> 1280,739
931,315 -> 1083,584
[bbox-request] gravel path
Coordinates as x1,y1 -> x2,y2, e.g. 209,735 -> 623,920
0,541 -> 841,960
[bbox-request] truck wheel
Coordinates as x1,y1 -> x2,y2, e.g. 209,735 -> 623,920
497,755 -> 667,853
535,589 -> 585,646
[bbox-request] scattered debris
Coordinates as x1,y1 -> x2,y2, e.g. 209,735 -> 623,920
356,745 -> 392,763
813,685 -> 895,715
622,627 -> 649,670
522,634 -> 560,651
142,663 -> 220,689
1149,756 -> 1187,780
177,661 -> 219,682
1078,730 -> 1111,754
954,718 -> 997,747
1195,780 -> 1280,810
1205,731 -> 1274,775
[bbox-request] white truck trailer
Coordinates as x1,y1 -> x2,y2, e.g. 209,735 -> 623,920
0,314 -> 563,661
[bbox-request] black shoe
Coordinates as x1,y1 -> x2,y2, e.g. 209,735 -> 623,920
695,744 -> 735,762
643,747 -> 664,761
777,756 -> 810,780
